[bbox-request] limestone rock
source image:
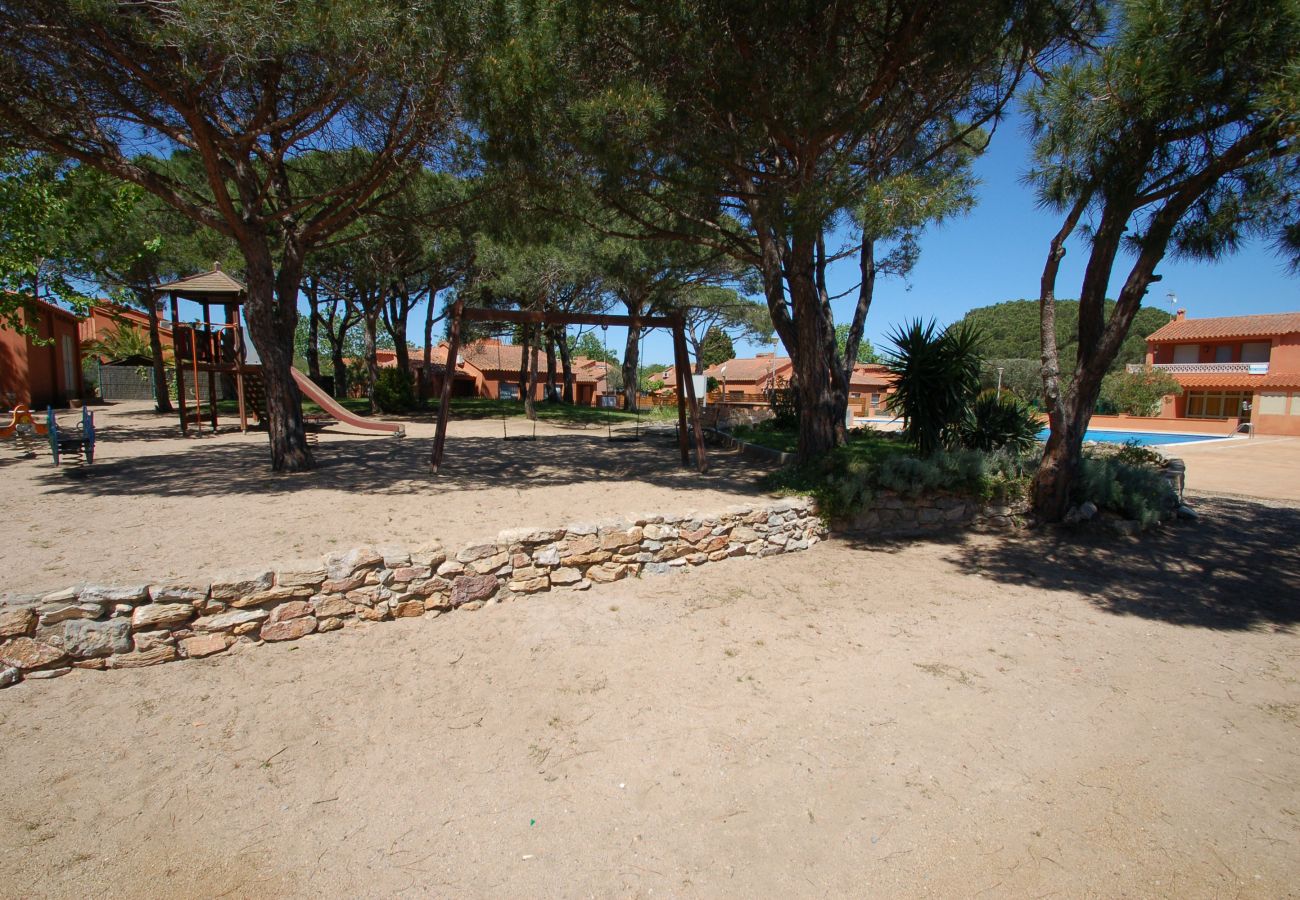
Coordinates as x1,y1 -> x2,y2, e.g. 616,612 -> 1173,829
642,523 -> 676,541
192,608 -> 269,633
390,565 -> 431,584
355,604 -> 390,622
533,548 -> 561,567
309,595 -> 353,619
507,576 -> 549,594
0,608 -> 36,639
132,630 -> 175,653
564,535 -> 600,556
549,567 -> 582,586
0,666 -> 19,688
149,582 -> 210,603
38,603 -> 102,626
232,621 -> 262,636
468,551 -> 509,575
260,616 -> 318,642
276,566 -> 327,589
456,543 -> 499,564
210,571 -> 274,600
79,584 -> 149,605
180,633 -> 231,659
72,658 -> 107,671
1177,504 -> 1199,521
324,547 -> 383,580
600,527 -> 644,550
131,603 -> 195,631
317,617 -> 344,633
450,574 -> 498,607
410,542 -> 447,568
320,572 -> 367,594
392,600 -> 424,618
566,551 -> 613,567
586,564 -> 628,584
26,666 -> 70,679
379,547 -> 411,568
39,585 -> 81,604
642,562 -> 672,576
268,601 -> 311,623
1079,501 -> 1098,520
573,579 -> 592,591
436,560 -> 465,577
107,646 -> 177,669
0,637 -> 68,670
230,585 -> 312,609
406,577 -> 451,598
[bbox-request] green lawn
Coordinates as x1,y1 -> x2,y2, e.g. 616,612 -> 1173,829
447,397 -> 678,425
731,420 -> 910,464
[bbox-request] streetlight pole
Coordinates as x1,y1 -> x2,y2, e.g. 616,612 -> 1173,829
996,366 -> 1004,398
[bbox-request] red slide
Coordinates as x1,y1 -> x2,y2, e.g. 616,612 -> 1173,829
290,368 -> 405,437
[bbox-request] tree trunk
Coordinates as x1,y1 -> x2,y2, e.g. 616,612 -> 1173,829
143,291 -> 173,415
421,291 -> 437,404
785,235 -> 847,459
544,330 -> 557,401
517,323 -> 530,401
622,324 -> 639,412
557,330 -> 575,404
241,244 -> 312,472
331,345 -> 348,399
305,281 -> 321,380
526,335 -> 539,420
362,299 -> 381,415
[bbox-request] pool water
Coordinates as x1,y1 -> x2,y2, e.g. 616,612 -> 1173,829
1034,428 -> 1231,446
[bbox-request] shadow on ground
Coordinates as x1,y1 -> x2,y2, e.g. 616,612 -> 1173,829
31,425 -> 765,500
953,495 -> 1299,631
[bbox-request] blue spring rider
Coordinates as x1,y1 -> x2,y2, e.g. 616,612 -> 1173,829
47,406 -> 96,466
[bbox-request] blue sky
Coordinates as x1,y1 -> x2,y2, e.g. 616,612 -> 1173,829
624,110 -> 1299,368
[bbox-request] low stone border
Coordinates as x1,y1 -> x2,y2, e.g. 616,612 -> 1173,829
704,427 -> 796,465
0,499 -> 824,689
833,490 -> 1025,536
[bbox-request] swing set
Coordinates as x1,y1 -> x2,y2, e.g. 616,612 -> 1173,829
430,301 -> 708,474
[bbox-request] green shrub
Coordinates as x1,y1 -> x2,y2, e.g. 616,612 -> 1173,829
1112,439 -> 1167,468
959,390 -> 1043,453
885,318 -> 983,456
1098,366 -> 1182,416
373,368 -> 415,413
1075,455 -> 1177,527
768,376 -> 798,428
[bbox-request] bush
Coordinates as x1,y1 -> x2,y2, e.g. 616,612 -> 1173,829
768,376 -> 798,428
1098,366 -> 1182,416
1075,455 -> 1177,528
373,368 -> 415,413
958,389 -> 1043,453
885,318 -> 983,456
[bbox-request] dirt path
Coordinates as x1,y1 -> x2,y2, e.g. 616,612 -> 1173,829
1172,434 -> 1300,502
2,497 -> 1296,898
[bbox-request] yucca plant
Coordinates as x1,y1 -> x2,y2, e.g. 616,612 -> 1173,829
885,319 -> 982,456
959,389 -> 1043,453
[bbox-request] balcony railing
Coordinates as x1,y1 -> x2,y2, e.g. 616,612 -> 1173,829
1128,362 -> 1269,375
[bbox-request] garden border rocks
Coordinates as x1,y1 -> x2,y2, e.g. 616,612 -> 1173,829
0,498 -> 825,689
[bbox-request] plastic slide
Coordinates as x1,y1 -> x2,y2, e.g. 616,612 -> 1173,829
290,368 -> 405,437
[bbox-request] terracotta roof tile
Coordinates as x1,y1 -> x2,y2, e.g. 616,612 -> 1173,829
704,355 -> 791,383
1147,312 -> 1300,343
1170,373 -> 1300,389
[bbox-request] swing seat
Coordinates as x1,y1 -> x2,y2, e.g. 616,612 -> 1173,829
503,434 -> 537,442
606,433 -> 641,443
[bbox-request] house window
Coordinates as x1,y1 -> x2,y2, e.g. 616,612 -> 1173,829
1259,392 -> 1287,415
870,393 -> 880,406
849,392 -> 861,399
1290,394 -> 1300,416
1172,345 -> 1198,364
1185,390 -> 1250,418
1242,342 -> 1271,363
498,383 -> 520,401
1214,345 -> 1233,363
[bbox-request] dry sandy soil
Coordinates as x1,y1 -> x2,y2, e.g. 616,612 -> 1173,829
1,497 -> 1298,898
0,402 -> 769,595
2,403 -> 1298,897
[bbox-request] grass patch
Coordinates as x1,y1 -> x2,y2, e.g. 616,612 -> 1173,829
215,396 -> 372,417
448,397 -> 678,425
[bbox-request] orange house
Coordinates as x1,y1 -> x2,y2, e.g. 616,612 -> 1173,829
1143,309 -> 1300,436
420,338 -> 612,405
0,297 -> 85,409
79,302 -> 174,358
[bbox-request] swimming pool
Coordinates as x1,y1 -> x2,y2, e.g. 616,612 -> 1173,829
1035,428 -> 1232,446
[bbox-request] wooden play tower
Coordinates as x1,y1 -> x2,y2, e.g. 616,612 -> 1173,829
153,266 -> 259,436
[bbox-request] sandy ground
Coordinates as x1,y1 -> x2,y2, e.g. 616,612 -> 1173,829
1,495 -> 1297,898
1167,434 -> 1300,502
0,402 -> 770,595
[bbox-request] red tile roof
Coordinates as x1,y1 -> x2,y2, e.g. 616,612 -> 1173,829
1171,373 -> 1300,389
1147,312 -> 1300,343
704,354 -> 791,383
425,340 -> 610,384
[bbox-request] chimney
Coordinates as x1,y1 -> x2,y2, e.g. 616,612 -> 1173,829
1175,308 -> 1186,321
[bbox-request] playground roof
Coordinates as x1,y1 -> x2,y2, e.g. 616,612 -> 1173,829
153,267 -> 247,301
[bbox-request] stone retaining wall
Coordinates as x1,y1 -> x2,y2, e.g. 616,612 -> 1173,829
0,499 -> 824,689
833,490 -> 1024,535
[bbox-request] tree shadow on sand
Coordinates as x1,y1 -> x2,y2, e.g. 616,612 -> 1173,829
30,425 -> 771,501
943,495 -> 1300,632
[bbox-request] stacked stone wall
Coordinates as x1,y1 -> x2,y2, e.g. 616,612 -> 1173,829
0,499 -> 824,689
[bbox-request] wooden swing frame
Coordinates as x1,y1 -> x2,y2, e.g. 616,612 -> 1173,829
430,301 -> 708,474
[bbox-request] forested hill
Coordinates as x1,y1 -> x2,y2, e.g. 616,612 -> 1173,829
957,299 -> 1173,371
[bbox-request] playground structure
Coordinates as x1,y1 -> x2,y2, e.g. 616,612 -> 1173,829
1,403 -> 96,465
158,267 -> 401,439
431,302 -> 708,473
